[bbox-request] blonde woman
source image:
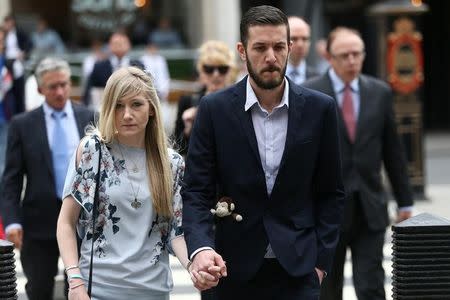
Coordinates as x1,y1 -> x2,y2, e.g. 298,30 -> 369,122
174,40 -> 236,156
57,67 -> 217,299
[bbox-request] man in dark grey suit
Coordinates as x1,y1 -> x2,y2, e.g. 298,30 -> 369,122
0,57 -> 94,300
286,16 -> 318,85
303,27 -> 413,300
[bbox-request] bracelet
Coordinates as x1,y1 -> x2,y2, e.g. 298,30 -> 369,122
64,265 -> 79,273
186,260 -> 192,271
67,273 -> 84,282
69,282 -> 85,290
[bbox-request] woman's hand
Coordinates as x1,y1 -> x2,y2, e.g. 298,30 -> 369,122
189,265 -> 220,291
68,280 -> 90,300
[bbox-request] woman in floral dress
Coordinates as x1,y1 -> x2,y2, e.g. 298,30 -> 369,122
57,66 -> 218,299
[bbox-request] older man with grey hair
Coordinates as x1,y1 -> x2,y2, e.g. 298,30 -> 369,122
0,57 -> 95,300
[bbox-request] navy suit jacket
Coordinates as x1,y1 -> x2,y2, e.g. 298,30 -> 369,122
181,77 -> 345,281
0,102 -> 95,240
83,58 -> 144,105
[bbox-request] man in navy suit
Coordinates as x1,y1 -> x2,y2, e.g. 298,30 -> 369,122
83,31 -> 143,109
3,15 -> 32,115
286,16 -> 318,85
0,57 -> 94,299
181,5 -> 345,300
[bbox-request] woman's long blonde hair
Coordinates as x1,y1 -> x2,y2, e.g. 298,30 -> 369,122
97,66 -> 173,217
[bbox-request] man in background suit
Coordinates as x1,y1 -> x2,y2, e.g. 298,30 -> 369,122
2,14 -> 32,115
83,31 -> 143,109
182,5 -> 345,300
0,57 -> 94,300
303,27 -> 413,300
286,16 -> 318,85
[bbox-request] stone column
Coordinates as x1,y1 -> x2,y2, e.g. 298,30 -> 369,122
185,0 -> 240,49
0,0 -> 11,21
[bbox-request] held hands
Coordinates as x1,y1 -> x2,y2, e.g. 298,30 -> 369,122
188,249 -> 227,291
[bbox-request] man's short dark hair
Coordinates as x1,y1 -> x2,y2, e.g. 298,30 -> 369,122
240,5 -> 289,47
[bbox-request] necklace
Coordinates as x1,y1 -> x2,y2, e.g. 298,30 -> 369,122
117,142 -> 143,209
117,142 -> 141,173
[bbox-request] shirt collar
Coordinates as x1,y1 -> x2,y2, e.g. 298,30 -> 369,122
110,55 -> 130,69
244,77 -> 289,112
287,60 -> 306,76
43,100 -> 73,118
328,68 -> 359,94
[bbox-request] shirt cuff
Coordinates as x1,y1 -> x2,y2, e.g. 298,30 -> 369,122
190,247 -> 214,261
5,223 -> 22,234
398,206 -> 413,212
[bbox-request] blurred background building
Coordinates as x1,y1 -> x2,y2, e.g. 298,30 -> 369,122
0,0 -> 448,130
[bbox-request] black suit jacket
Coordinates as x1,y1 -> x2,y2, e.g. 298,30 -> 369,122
0,102 -> 95,240
303,73 -> 413,231
181,77 -> 345,281
83,58 -> 144,105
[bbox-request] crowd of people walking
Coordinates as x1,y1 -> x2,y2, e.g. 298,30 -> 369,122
0,5 -> 413,300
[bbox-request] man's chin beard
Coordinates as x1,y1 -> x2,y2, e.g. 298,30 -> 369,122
246,63 -> 286,90
252,72 -> 284,90
258,78 -> 283,90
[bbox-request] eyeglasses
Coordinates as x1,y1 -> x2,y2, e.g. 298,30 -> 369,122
331,50 -> 365,61
45,81 -> 70,91
291,36 -> 310,43
202,65 -> 230,75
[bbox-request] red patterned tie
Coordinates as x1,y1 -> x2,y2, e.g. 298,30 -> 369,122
342,84 -> 356,142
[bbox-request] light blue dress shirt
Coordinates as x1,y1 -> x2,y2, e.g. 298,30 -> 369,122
43,101 -> 80,156
328,68 -> 360,119
286,60 -> 307,85
245,78 -> 289,196
245,78 -> 289,258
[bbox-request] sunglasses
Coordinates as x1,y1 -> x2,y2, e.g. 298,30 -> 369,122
202,65 -> 230,75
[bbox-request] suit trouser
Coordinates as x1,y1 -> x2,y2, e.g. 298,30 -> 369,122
217,258 -> 320,300
320,193 -> 386,300
20,237 -> 61,300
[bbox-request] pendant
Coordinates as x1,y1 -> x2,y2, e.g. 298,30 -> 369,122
131,198 -> 142,209
132,166 -> 139,173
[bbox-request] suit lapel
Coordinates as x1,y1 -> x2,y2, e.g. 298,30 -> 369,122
72,102 -> 87,137
322,74 -> 351,144
355,76 -> 370,143
231,78 -> 261,163
35,107 -> 54,176
277,82 -> 305,174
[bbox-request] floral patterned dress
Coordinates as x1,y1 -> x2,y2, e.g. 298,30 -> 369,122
63,135 -> 184,299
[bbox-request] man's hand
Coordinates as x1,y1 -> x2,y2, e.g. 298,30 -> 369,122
315,267 -> 325,285
7,228 -> 23,250
182,107 -> 198,137
396,210 -> 412,223
189,249 -> 227,291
